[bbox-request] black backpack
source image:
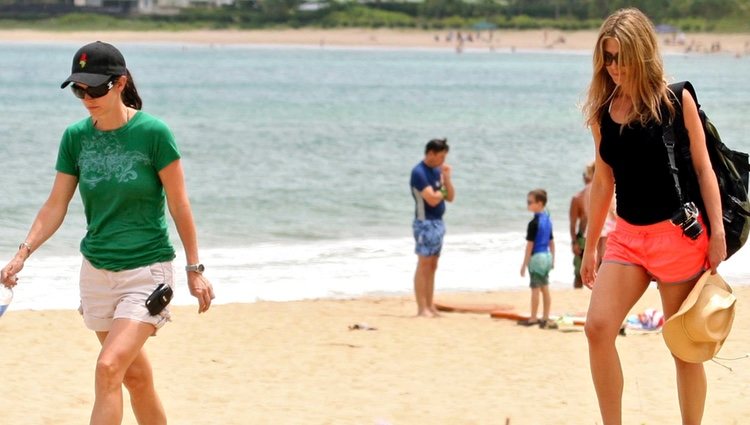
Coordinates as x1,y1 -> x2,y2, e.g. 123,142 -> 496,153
662,81 -> 750,259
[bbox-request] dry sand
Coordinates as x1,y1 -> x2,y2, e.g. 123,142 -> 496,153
2,26 -> 750,424
1,28 -> 750,55
1,285 -> 749,424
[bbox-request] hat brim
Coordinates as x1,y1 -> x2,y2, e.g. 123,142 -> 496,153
60,72 -> 111,89
662,272 -> 735,363
663,308 -> 735,363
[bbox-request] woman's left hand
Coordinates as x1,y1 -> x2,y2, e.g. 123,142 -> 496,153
707,232 -> 727,274
188,272 -> 215,313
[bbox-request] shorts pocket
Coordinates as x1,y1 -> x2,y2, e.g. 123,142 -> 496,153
148,262 -> 175,290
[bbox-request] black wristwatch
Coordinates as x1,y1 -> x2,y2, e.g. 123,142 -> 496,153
185,264 -> 205,273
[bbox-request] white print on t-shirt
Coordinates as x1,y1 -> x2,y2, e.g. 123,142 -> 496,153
78,133 -> 151,189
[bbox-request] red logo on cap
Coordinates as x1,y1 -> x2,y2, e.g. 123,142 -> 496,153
79,53 -> 88,69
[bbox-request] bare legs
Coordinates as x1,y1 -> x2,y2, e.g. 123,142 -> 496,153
660,279 -> 706,425
91,319 -> 166,425
527,286 -> 551,321
414,255 -> 440,317
540,285 -> 551,321
586,264 -> 706,425
529,287 -> 539,321
585,263 -> 650,425
597,236 -> 608,267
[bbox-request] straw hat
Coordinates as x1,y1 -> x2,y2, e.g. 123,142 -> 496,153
663,271 -> 736,363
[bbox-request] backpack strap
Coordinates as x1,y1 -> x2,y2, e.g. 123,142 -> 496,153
668,81 -> 699,110
661,101 -> 686,205
662,81 -> 700,207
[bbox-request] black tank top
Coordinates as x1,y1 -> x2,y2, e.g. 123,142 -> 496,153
599,107 -> 681,225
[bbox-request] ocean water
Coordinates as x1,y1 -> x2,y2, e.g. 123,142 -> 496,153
1,41 -> 749,311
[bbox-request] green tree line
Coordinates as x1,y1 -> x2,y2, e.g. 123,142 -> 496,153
1,0 -> 750,31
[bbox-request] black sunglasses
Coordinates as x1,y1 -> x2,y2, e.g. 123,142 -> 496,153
603,51 -> 619,66
71,78 -> 115,99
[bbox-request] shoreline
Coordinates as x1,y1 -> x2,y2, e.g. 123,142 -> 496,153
2,28 -> 750,55
9,240 -> 750,312
1,286 -> 749,424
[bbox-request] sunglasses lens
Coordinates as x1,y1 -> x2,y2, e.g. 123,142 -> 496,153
87,82 -> 112,98
70,80 -> 112,99
71,85 -> 86,99
604,53 -> 617,66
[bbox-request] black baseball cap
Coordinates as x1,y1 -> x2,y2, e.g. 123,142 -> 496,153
60,41 -> 127,89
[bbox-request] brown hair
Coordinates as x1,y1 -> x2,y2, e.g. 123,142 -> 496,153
121,70 -> 142,110
528,189 -> 548,206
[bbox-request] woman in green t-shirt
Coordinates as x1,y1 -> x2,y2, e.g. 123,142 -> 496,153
0,41 -> 215,425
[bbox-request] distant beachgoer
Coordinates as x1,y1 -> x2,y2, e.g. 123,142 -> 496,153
0,41 -> 215,425
410,138 -> 455,317
456,32 -> 465,53
581,8 -> 725,424
569,162 -> 594,288
518,189 -> 556,329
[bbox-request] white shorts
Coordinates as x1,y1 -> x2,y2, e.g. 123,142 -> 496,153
78,258 -> 174,334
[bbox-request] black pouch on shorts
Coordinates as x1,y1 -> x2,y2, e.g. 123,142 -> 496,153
145,283 -> 173,316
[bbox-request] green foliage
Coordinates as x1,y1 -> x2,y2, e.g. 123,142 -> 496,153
437,15 -> 468,29
508,14 -> 538,29
258,0 -> 302,22
1,0 -> 749,32
420,0 -> 466,19
321,5 -> 414,28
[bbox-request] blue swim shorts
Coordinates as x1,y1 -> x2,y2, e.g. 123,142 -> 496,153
413,219 -> 446,257
528,252 -> 552,288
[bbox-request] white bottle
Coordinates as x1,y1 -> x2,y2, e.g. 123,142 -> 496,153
0,286 -> 13,317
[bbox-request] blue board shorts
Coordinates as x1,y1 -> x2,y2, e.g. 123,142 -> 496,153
528,252 -> 552,288
413,219 -> 445,257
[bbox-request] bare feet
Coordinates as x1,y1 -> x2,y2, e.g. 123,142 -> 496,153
517,318 -> 540,326
416,308 -> 441,318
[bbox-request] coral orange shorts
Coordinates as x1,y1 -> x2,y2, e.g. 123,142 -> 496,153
602,217 -> 709,284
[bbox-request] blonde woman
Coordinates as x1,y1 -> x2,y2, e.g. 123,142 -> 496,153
580,8 -> 725,425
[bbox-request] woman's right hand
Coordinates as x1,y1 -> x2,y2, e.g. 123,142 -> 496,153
0,256 -> 25,288
580,249 -> 598,289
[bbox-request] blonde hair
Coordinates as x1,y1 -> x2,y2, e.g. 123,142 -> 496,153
583,8 -> 674,128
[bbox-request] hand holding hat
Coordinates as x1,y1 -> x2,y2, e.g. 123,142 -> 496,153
663,271 -> 736,363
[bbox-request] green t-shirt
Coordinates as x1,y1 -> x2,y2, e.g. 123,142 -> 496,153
56,111 -> 181,271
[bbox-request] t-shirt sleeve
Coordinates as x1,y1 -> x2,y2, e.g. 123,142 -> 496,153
151,119 -> 181,171
411,167 -> 430,192
55,128 -> 79,177
526,219 -> 538,242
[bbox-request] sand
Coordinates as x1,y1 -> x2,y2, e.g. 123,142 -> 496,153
1,285 -> 749,424
1,28 -> 750,55
2,26 -> 750,424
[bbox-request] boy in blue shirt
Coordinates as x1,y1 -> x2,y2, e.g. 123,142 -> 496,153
519,189 -> 556,329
